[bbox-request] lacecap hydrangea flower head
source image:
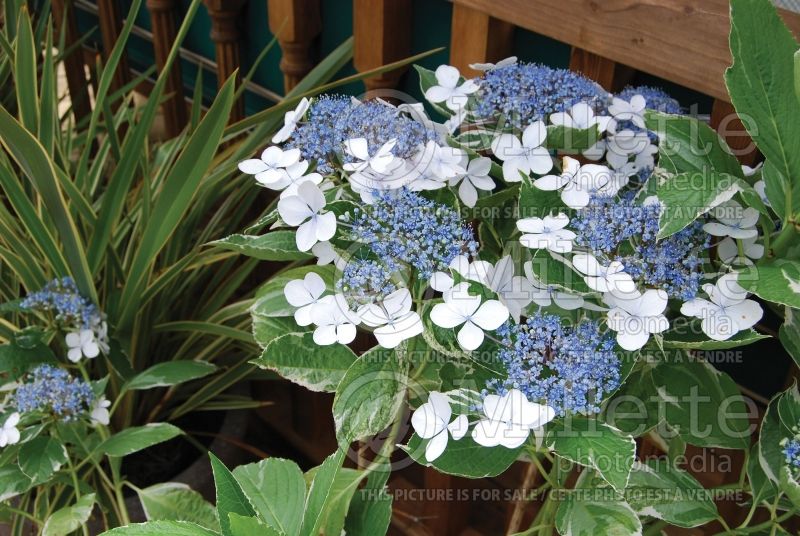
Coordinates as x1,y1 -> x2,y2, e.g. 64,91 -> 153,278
236,60 -> 766,463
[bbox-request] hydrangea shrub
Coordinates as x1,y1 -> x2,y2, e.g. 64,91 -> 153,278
209,1 -> 800,533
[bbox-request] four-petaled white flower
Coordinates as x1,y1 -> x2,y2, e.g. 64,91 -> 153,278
680,273 -> 762,341
311,241 -> 345,269
66,329 -> 100,363
272,97 -> 310,143
274,161 -> 323,198
517,213 -> 576,253
468,56 -> 517,72
411,391 -> 468,461
358,288 -> 423,349
533,157 -> 612,209
350,157 -> 416,201
284,272 -> 327,326
418,141 -> 467,182
549,102 -> 612,160
718,236 -> 764,264
472,389 -> 555,449
429,255 -> 473,293
572,254 -> 637,295
91,396 -> 111,426
704,200 -> 759,239
238,146 -> 302,187
491,121 -> 553,183
523,262 -> 585,310
605,289 -> 669,351
430,283 -> 509,351
424,65 -> 479,111
449,156 -> 494,207
604,130 -> 657,173
277,181 -> 337,252
310,294 -> 361,346
608,94 -> 647,130
344,138 -> 397,174
468,256 -> 534,322
0,413 -> 20,447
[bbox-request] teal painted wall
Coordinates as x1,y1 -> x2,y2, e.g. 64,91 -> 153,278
73,0 -> 712,116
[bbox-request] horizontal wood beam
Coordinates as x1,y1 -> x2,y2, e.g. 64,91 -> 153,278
452,0 -> 800,102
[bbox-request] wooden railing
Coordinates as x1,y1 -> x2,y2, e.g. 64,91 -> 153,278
54,0 -> 800,165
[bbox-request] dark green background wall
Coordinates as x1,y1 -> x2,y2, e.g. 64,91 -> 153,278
74,0 -> 712,116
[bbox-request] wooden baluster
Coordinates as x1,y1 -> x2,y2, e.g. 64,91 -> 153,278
353,0 -> 412,95
51,0 -> 92,121
569,48 -> 633,92
267,0 -> 322,93
449,3 -> 514,79
146,0 -> 188,137
710,99 -> 760,167
96,0 -> 130,92
203,0 -> 247,123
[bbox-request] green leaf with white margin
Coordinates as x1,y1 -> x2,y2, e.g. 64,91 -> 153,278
98,423 -> 182,457
555,491 -> 641,536
545,125 -> 600,153
727,0 -> 800,221
626,460 -> 718,528
0,465 -> 32,501
653,170 -> 743,238
252,315 -> 299,349
747,443 -> 777,505
100,521 -> 219,536
124,361 -> 217,392
402,432 -> 523,479
332,346 -> 407,446
518,181 -> 565,220
661,321 -> 768,350
526,250 -> 591,294
209,231 -> 313,261
18,436 -> 68,484
137,483 -> 219,532
251,265 -> 335,319
232,458 -> 305,536
779,307 -> 800,369
252,332 -> 357,393
740,260 -> 800,309
644,111 -> 741,176
0,340 -> 56,380
602,364 -> 662,436
209,452 -> 256,536
228,514 -> 282,536
547,417 -> 635,493
780,465 -> 800,510
300,449 -> 347,536
757,386 -> 798,484
652,355 -> 750,449
303,466 -> 363,536
42,493 -> 95,536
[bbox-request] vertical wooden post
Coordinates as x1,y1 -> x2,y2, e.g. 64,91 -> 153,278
568,48 -> 633,92
267,0 -> 322,93
204,0 -> 247,122
353,0 -> 412,94
146,0 -> 188,137
96,0 -> 131,92
51,0 -> 92,121
710,99 -> 760,167
449,3 -> 514,79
